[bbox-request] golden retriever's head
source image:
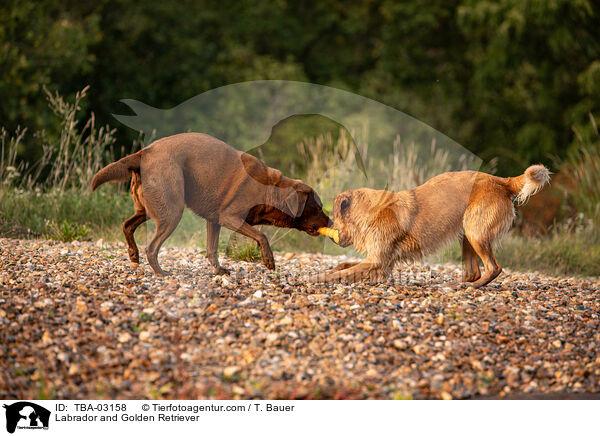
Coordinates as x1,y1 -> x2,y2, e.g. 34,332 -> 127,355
332,188 -> 401,250
331,189 -> 368,247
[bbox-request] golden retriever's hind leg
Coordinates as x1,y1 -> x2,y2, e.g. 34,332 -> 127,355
466,239 -> 502,288
461,236 -> 481,282
123,211 -> 148,263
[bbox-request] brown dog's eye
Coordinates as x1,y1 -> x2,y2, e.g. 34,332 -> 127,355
340,198 -> 350,215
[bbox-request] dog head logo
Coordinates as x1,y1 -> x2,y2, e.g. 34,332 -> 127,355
113,80 -> 481,192
3,402 -> 50,434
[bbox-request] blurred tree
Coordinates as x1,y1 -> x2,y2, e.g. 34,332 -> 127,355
456,0 -> 600,167
0,0 -> 598,174
0,0 -> 101,158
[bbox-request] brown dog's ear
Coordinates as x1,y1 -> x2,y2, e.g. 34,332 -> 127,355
282,188 -> 308,218
241,152 -> 282,185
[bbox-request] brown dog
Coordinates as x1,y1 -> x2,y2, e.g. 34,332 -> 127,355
313,165 -> 550,287
91,133 -> 331,275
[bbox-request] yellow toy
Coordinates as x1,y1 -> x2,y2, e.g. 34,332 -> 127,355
318,227 -> 339,244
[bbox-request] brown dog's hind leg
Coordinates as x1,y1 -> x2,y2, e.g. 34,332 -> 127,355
465,238 -> 502,288
143,170 -> 185,275
221,216 -> 275,270
123,211 -> 148,263
461,235 -> 481,282
146,214 -> 182,275
123,171 -> 149,263
206,221 -> 229,275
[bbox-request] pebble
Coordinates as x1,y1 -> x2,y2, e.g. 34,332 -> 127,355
1,237 -> 599,400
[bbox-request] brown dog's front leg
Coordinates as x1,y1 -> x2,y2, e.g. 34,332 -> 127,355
221,216 -> 275,270
206,221 -> 229,275
309,261 -> 383,283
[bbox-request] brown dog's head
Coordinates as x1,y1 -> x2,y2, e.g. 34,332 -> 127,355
283,182 -> 332,236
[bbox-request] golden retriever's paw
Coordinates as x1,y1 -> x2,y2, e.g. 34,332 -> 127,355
307,273 -> 329,283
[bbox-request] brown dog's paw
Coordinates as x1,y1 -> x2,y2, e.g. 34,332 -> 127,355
151,267 -> 170,276
213,266 -> 230,275
127,249 -> 140,263
262,255 -> 275,270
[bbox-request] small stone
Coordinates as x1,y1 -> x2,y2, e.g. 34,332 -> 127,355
223,366 -> 240,378
41,331 -> 52,345
505,367 -> 520,386
279,315 -> 293,325
471,360 -> 484,371
253,290 -> 263,298
393,340 -> 407,350
413,344 -> 426,355
139,331 -> 151,341
552,340 -> 562,348
68,364 -> 80,375
366,368 -> 377,377
118,332 -> 132,343
440,391 -> 452,400
100,301 -> 114,313
75,299 -> 87,314
232,385 -> 246,395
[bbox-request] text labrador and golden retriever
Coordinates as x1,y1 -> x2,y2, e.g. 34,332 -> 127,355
313,165 -> 550,288
92,132 -> 331,275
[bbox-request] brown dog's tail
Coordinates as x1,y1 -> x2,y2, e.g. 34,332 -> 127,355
507,164 -> 551,205
91,152 -> 141,191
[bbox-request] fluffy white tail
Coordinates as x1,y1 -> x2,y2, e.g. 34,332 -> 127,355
510,164 -> 551,205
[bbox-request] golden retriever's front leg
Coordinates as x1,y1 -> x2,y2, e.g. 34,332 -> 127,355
330,261 -> 360,272
309,261 -> 384,283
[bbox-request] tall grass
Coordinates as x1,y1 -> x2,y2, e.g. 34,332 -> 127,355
0,87 -> 131,241
568,114 -> 600,221
1,86 -> 117,191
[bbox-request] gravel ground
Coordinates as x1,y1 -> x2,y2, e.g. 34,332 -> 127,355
1,237 -> 599,399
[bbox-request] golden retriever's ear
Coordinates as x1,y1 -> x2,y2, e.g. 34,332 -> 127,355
339,197 -> 350,215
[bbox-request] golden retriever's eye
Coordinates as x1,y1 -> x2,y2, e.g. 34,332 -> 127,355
340,198 -> 350,215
